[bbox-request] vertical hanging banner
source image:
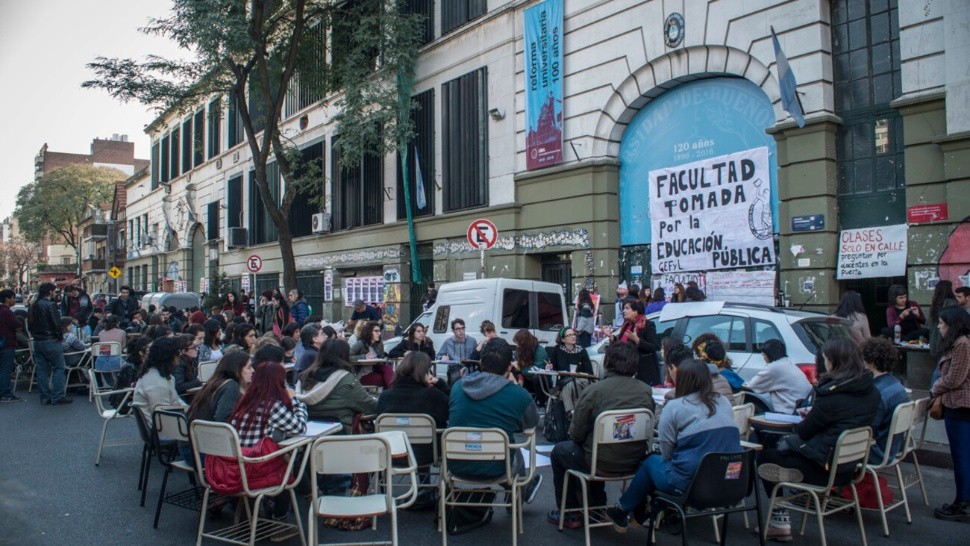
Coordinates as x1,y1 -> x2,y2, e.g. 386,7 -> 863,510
524,0 -> 564,170
649,147 -> 775,274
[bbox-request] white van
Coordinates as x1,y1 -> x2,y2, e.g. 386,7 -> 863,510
395,278 -> 568,350
139,292 -> 203,312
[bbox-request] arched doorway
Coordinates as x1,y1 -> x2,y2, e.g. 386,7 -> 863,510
188,225 -> 206,294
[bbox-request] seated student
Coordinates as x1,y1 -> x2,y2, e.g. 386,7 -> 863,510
692,334 -> 742,395
387,323 -> 436,359
294,322 -> 325,376
468,320 -> 499,361
743,339 -> 812,414
547,327 -> 594,375
95,315 -> 126,371
173,333 -> 203,396
548,342 -> 655,529
132,337 -> 188,425
513,329 -> 549,404
198,319 -> 224,362
187,351 -> 253,424
448,338 -> 542,499
606,359 -> 741,531
60,317 -> 87,368
862,337 -> 909,463
296,339 -> 377,432
280,336 -> 297,364
111,336 -> 150,410
436,318 -> 477,362
351,320 -> 393,389
659,342 -> 697,404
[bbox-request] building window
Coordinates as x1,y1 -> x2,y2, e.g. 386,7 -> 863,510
397,89 -> 435,219
248,164 -> 280,245
193,110 -> 205,166
442,0 -> 486,35
227,175 -> 243,229
160,135 -> 170,183
207,98 -> 221,158
330,0 -> 379,90
182,118 -> 193,172
404,0 -> 435,45
228,94 -> 243,148
288,142 -> 324,238
331,136 -> 383,231
442,67 -> 488,211
151,141 -> 160,189
170,127 -> 181,179
207,201 -> 220,242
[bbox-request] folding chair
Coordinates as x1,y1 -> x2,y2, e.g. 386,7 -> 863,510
190,420 -> 310,546
13,345 -> 34,391
307,433 -> 398,545
864,400 -> 916,536
650,450 -> 764,546
152,409 -> 204,529
198,360 -> 219,383
375,413 -> 437,507
559,408 -> 654,546
92,341 -> 123,372
439,427 -> 536,546
64,347 -> 93,392
764,426 -> 872,546
88,368 -> 133,466
902,397 -> 930,505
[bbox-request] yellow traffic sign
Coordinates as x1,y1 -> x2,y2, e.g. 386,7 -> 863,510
108,266 -> 122,279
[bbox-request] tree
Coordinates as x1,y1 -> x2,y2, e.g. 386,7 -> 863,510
15,164 -> 123,261
83,0 -> 422,290
1,238 -> 40,290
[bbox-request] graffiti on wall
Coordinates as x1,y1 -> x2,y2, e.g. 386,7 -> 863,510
433,228 -> 590,257
938,217 -> 970,288
297,247 -> 405,269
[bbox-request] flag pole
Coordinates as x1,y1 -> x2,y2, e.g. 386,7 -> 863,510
397,69 -> 422,285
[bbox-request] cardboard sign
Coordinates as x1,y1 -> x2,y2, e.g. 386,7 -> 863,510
837,224 -> 908,279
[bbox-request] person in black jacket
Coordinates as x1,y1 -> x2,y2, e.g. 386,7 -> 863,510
377,351 -> 450,465
106,285 -> 140,328
28,282 -> 72,405
387,323 -> 436,359
756,337 -> 879,541
611,299 -> 659,385
59,285 -> 93,326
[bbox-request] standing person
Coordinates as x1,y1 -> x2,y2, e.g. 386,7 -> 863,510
612,299 -> 660,385
574,288 -> 596,349
132,337 -> 188,423
256,289 -> 275,335
605,359 -> 740,532
107,285 -> 140,329
59,285 -> 93,326
833,290 -> 872,345
436,318 -> 477,362
885,284 -> 927,341
743,339 -> 812,414
645,288 -> 667,314
222,291 -> 245,316
756,337 -> 880,540
420,282 -> 438,311
288,289 -> 309,326
351,320 -> 392,389
387,323 -> 436,359
930,307 -> 970,521
930,280 -> 959,362
954,287 -> 970,314
612,282 -> 629,329
0,289 -> 24,402
294,322 -> 325,376
28,282 -> 72,405
273,290 -> 291,337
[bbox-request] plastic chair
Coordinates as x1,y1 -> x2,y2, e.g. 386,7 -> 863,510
439,427 -> 536,546
558,408 -> 654,546
375,413 -> 438,506
88,368 -> 133,466
151,409 -> 203,529
198,360 -> 219,383
864,400 -> 916,536
190,420 -> 310,546
764,426 -> 873,546
306,433 -> 398,545
650,450 -> 765,546
902,397 -> 930,505
64,347 -> 92,391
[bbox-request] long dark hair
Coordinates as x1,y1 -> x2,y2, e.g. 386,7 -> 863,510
362,320 -> 382,347
230,361 -> 292,428
137,337 -> 180,379
673,359 -> 718,416
405,323 -> 430,347
203,319 -> 222,349
231,323 -> 256,349
513,329 -> 538,367
273,289 -> 289,322
939,306 -> 970,354
930,280 -> 955,323
301,339 -> 354,389
577,288 -> 593,308
818,337 -> 867,384
834,290 -> 865,318
224,291 -> 237,305
187,351 -> 251,422
394,351 -> 434,384
672,283 -> 686,302
125,336 -> 151,366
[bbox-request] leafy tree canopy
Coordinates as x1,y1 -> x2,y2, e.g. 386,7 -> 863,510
15,165 -> 124,252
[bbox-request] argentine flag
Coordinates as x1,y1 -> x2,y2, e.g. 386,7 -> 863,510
771,27 -> 805,128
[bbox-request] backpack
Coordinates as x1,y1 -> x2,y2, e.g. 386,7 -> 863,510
543,397 -> 569,444
440,490 -> 495,535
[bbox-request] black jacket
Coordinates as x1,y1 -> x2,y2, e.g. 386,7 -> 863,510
107,296 -> 139,322
387,339 -> 436,359
28,298 -> 63,342
60,292 -> 93,324
377,376 -> 449,465
789,372 -> 880,466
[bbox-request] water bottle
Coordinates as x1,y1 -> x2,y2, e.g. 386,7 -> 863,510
893,324 -> 901,344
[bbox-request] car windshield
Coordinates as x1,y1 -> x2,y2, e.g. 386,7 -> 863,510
794,319 -> 851,354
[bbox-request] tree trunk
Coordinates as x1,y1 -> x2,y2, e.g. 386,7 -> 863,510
277,221 -> 297,293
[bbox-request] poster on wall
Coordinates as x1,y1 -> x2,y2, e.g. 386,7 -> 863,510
524,0 -> 564,171
836,224 -> 908,279
649,146 -> 775,274
705,270 -> 776,306
323,270 -> 333,302
651,272 -> 707,298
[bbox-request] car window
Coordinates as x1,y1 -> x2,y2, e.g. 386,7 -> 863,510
683,315 -> 735,347
794,319 -> 852,354
727,317 -> 747,351
433,306 -> 450,334
536,291 -> 563,331
751,319 -> 783,352
502,289 -> 530,329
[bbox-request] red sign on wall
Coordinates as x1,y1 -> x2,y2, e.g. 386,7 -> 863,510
907,204 -> 949,224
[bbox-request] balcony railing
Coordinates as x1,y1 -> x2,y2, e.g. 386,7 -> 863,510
82,258 -> 107,273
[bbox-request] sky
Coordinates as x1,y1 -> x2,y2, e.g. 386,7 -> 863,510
0,0 -> 186,222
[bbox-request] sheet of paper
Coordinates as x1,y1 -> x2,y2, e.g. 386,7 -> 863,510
763,412 -> 803,424
521,448 -> 551,469
302,420 -> 342,437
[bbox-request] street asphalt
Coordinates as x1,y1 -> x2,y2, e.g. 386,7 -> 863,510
1,385 -> 967,546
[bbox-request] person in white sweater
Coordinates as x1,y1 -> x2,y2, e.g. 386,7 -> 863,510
132,337 -> 188,425
742,339 -> 812,414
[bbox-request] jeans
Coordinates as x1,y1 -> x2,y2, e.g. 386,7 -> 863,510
0,348 -> 15,397
551,440 -> 605,509
944,412 -> 970,502
618,453 -> 678,511
33,339 -> 67,403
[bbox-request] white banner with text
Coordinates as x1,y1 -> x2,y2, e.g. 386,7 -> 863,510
837,224 -> 908,279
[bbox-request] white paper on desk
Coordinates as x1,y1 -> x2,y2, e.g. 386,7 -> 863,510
764,412 -> 802,424
302,421 -> 342,437
522,448 -> 551,469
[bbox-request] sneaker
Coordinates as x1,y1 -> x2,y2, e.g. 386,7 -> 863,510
0,395 -> 24,403
52,398 -> 74,405
758,463 -> 804,483
524,474 -> 543,504
934,501 -> 970,522
547,509 -> 582,530
606,505 -> 629,533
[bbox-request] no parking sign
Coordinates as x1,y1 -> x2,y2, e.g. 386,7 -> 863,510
467,219 -> 498,250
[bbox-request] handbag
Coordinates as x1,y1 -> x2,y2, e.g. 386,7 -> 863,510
205,436 -> 292,495
929,396 -> 944,420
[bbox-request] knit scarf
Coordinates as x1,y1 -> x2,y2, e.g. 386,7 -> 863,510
620,314 -> 647,343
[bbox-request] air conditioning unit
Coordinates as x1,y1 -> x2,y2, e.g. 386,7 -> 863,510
227,227 -> 248,249
232,151 -> 240,163
215,158 -> 223,169
311,212 -> 331,234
